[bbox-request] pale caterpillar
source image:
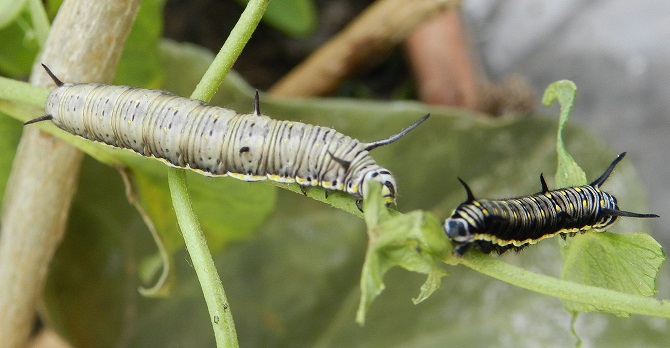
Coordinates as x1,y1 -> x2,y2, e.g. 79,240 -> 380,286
26,64 -> 428,206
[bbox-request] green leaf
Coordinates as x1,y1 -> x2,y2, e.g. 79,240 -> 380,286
0,0 -> 28,29
541,80 -> 665,316
357,182 -> 447,325
561,232 -> 665,316
114,0 -> 165,88
235,0 -> 316,37
44,157 -> 152,346
542,80 -> 586,187
0,8 -> 41,76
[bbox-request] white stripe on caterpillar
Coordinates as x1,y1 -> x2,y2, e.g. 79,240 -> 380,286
26,64 -> 429,207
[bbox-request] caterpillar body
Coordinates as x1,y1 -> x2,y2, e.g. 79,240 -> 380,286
444,152 -> 659,255
26,64 -> 429,205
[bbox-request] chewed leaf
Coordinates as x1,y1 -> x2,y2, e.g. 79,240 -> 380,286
357,182 -> 447,325
542,80 -> 586,187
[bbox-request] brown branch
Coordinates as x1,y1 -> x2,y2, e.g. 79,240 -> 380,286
405,10 -> 479,108
0,1 -> 140,347
405,10 -> 535,115
269,0 -> 462,97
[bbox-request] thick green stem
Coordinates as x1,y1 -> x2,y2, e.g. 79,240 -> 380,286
167,0 -> 269,347
168,170 -> 238,347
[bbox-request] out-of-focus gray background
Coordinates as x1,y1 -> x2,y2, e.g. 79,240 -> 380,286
462,0 -> 669,245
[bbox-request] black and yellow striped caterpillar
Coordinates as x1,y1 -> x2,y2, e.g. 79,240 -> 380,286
444,152 -> 659,255
25,64 -> 428,206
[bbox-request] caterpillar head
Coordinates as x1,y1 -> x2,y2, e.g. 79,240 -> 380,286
594,191 -> 620,230
356,169 -> 397,205
443,215 -> 475,255
443,216 -> 474,243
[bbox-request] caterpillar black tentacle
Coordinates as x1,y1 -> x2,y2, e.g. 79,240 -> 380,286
444,153 -> 659,255
25,64 -> 429,205
253,90 -> 261,116
24,114 -> 54,126
539,173 -> 549,193
362,114 -> 429,151
42,63 -> 63,86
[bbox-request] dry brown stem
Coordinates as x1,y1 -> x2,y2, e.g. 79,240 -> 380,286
0,1 -> 140,346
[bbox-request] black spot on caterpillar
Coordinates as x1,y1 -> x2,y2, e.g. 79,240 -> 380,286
25,64 -> 429,206
443,152 -> 659,255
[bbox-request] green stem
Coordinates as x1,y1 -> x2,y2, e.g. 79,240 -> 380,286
167,0 -> 269,347
190,0 -> 270,101
168,170 -> 237,347
0,76 -> 48,109
460,252 -> 670,318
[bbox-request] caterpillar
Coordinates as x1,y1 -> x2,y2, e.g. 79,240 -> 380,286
25,64 -> 429,206
444,152 -> 659,255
